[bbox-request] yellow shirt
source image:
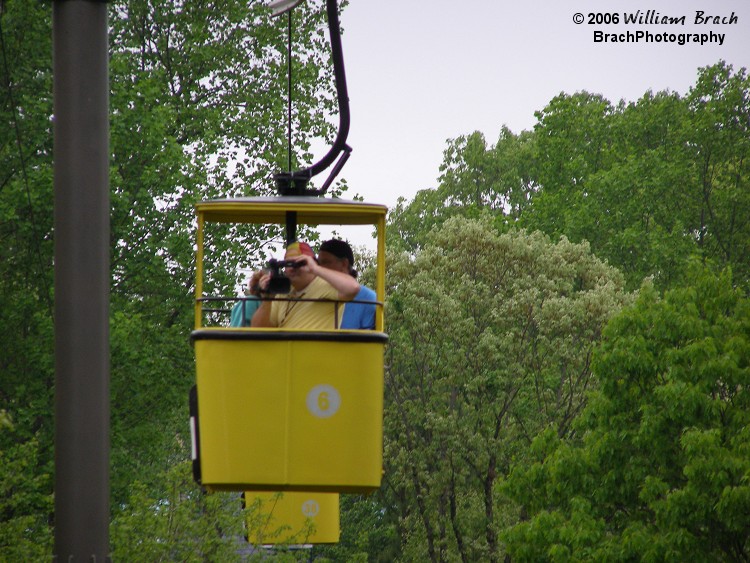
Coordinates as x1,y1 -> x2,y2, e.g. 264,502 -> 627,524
269,276 -> 344,329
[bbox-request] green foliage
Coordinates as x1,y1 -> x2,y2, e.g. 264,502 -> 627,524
382,216 -> 629,561
108,0 -> 340,318
4,0 -> 749,556
0,5 -> 56,557
558,90 -> 696,289
109,311 -> 195,504
111,461 -> 246,561
527,91 -> 615,239
0,431 -> 53,561
1,0 -> 344,555
314,493 -> 399,562
502,267 -> 750,561
527,63 -> 750,290
389,62 -> 750,292
683,63 -> 750,285
387,128 -> 536,252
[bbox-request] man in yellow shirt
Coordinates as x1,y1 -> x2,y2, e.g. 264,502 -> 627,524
251,241 -> 360,330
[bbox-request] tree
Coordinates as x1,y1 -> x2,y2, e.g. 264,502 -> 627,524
522,62 -> 750,291
1,0 -> 343,554
683,62 -> 750,286
108,0 -> 340,323
0,3 -> 56,552
386,129 -> 537,253
0,418 -> 52,561
110,462 -> 246,562
110,0 -> 344,517
502,266 -> 750,561
106,0 -> 348,523
564,89 -> 697,289
522,91 -> 614,240
314,493 -> 400,562
393,63 -> 750,292
382,216 -> 630,562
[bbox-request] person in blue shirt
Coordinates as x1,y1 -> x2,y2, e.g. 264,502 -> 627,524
317,239 -> 377,330
229,271 -> 262,327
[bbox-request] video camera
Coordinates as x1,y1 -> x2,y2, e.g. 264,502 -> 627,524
264,258 -> 305,294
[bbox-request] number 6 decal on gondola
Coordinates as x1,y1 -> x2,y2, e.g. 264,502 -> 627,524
306,384 -> 341,418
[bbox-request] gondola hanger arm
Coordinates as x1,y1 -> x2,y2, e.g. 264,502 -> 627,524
269,0 -> 351,197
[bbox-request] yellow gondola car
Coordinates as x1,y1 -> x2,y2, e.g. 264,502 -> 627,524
190,197 -> 387,493
244,491 -> 340,545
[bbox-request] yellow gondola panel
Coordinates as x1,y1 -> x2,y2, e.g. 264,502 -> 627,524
245,491 -> 340,545
191,198 -> 387,493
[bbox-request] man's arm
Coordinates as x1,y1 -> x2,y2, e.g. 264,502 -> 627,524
293,255 -> 360,300
250,300 -> 273,327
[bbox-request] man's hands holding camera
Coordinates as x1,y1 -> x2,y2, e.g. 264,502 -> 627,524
248,270 -> 265,296
252,255 -> 317,296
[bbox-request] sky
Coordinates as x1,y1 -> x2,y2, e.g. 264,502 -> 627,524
328,0 -> 750,216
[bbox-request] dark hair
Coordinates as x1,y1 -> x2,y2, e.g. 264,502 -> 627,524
319,239 -> 357,278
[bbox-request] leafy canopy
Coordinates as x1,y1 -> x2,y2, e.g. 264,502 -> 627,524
502,266 -> 750,562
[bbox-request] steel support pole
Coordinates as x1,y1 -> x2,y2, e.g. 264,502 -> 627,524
286,211 -> 298,245
53,0 -> 110,559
